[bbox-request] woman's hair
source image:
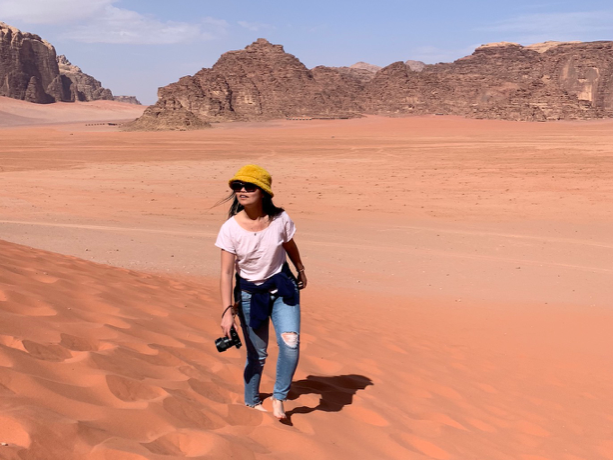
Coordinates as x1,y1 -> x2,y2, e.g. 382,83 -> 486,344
214,189 -> 285,219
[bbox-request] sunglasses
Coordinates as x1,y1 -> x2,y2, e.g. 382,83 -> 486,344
230,181 -> 258,193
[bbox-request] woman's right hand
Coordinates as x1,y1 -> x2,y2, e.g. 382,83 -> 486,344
221,308 -> 236,338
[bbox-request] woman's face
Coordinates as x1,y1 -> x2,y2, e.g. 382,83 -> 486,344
234,182 -> 263,207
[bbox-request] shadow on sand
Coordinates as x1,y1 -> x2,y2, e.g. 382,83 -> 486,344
267,374 -> 373,425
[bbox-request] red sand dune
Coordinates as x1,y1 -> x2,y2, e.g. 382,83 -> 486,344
0,110 -> 612,459
0,96 -> 145,127
2,239 -> 613,460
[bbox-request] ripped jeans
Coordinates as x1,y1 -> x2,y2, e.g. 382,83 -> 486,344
238,287 -> 300,406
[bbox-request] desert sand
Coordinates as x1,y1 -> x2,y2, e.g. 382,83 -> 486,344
0,99 -> 612,459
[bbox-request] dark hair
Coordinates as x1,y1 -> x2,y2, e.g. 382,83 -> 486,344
213,188 -> 285,219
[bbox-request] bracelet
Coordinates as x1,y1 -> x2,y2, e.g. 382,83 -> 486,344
221,305 -> 235,318
298,268 -> 305,272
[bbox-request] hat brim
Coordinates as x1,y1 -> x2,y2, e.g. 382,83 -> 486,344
229,175 -> 274,197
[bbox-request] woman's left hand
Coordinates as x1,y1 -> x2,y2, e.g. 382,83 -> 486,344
297,270 -> 307,290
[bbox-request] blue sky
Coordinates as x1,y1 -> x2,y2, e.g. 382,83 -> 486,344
2,0 -> 613,104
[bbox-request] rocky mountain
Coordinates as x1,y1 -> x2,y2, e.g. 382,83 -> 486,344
326,62 -> 381,84
0,21 -> 117,104
113,96 -> 142,105
130,38 -> 613,130
405,60 -> 426,72
127,38 -> 364,130
122,103 -> 209,131
364,41 -> 613,121
56,55 -> 113,101
1,21 -> 64,103
350,62 -> 382,73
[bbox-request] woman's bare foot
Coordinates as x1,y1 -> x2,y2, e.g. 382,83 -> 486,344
252,404 -> 267,412
271,397 -> 286,419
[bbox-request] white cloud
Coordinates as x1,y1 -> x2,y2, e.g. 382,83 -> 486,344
0,0 -> 115,24
238,21 -> 274,32
479,11 -> 613,43
62,7 -> 226,44
0,0 -> 228,44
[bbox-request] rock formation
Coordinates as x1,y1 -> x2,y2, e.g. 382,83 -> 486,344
129,38 -> 364,130
405,60 -> 426,72
363,41 -> 613,121
56,55 -> 113,101
121,104 -> 209,131
0,21 -> 62,103
113,96 -> 142,105
1,21 -> 114,104
327,62 -> 380,84
131,38 -> 613,129
351,62 -> 382,73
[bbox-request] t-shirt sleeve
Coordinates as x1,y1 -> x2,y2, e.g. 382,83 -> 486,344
281,212 -> 296,243
215,221 -> 236,254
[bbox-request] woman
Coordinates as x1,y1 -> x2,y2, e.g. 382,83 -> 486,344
215,164 -> 307,419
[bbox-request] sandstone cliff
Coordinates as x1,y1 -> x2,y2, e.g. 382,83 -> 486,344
113,96 -> 142,105
1,22 -> 115,104
131,38 -> 613,129
0,21 -> 64,103
363,41 -> 613,121
121,103 -> 209,131
405,60 -> 426,72
328,62 -> 381,84
57,55 -> 113,101
128,39 -> 363,130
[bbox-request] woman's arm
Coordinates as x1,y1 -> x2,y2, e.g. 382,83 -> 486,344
220,249 -> 237,337
282,238 -> 307,289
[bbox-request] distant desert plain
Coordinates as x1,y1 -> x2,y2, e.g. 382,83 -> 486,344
0,96 -> 612,459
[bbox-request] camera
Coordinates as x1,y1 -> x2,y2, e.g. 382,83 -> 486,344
215,326 -> 242,352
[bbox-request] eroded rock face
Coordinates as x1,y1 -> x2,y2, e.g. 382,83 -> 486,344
405,60 -> 426,72
57,55 -> 113,101
121,103 -> 210,131
329,62 -> 381,84
113,96 -> 142,105
130,38 -> 363,130
364,41 -> 613,121
0,22 -> 115,104
0,21 -> 61,103
133,38 -> 613,129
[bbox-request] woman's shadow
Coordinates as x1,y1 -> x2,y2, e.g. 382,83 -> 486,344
264,374 -> 372,425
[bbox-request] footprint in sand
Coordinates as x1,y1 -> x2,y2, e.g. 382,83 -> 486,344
106,375 -> 166,402
22,340 -> 73,362
0,335 -> 27,352
0,291 -> 57,316
188,379 -> 234,404
142,430 -> 261,459
31,274 -> 59,284
224,404 -> 264,426
162,396 -> 224,430
59,333 -> 100,352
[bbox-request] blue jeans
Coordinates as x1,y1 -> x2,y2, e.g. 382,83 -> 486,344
238,287 -> 300,406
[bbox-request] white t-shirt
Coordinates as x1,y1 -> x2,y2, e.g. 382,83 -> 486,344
215,211 -> 296,284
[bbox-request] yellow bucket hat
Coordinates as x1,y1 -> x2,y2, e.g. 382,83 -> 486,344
229,164 -> 274,197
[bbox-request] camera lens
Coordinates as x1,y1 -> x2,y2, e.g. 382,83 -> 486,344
215,337 -> 229,352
